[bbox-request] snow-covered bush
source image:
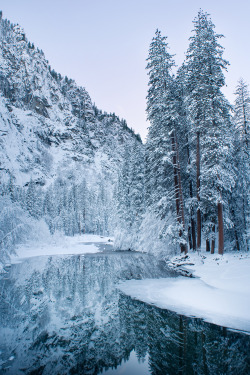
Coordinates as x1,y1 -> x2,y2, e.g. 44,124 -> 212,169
0,195 -> 50,268
137,210 -> 178,257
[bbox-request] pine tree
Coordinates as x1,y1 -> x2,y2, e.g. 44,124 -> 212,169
232,79 -> 250,251
115,140 -> 144,249
176,65 -> 197,251
234,79 -> 250,148
145,30 -> 187,253
185,10 -> 235,254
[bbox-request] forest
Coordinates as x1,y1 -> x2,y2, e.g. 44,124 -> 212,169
0,10 -> 249,265
0,7 -> 250,374
115,10 -> 249,256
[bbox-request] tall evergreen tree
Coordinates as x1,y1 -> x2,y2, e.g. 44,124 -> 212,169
234,79 -> 250,148
185,10 -> 235,254
176,65 -> 197,251
145,30 -> 187,253
232,79 -> 250,251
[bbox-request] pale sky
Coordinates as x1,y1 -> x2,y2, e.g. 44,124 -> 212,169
1,0 -> 250,141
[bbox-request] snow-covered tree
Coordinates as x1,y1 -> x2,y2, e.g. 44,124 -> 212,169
185,10 -> 235,254
0,184 -> 50,267
234,79 -> 250,148
115,140 -> 144,249
176,65 -> 197,251
231,79 -> 250,251
145,29 -> 187,253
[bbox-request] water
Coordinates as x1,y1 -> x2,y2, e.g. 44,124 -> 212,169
0,250 -> 249,374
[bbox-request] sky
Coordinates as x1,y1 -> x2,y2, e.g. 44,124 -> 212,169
1,0 -> 250,141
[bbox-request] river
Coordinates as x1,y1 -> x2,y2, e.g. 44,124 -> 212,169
0,245 -> 249,374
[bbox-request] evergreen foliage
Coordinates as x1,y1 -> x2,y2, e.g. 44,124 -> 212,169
184,10 -> 235,254
145,29 -> 187,252
115,140 -> 145,250
0,9 -> 249,260
231,79 -> 250,251
136,10 -> 247,255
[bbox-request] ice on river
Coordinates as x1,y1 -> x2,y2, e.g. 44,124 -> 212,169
119,252 -> 250,333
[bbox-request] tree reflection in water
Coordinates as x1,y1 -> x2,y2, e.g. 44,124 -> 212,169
0,253 -> 249,374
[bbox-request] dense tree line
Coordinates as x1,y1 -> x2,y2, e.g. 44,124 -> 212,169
0,174 -> 115,264
2,176 -> 114,236
1,10 -> 249,261
117,10 -> 249,255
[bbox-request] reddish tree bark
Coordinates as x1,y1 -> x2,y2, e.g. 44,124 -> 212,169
196,132 -> 201,250
176,134 -> 185,227
218,202 -> 224,255
171,134 -> 180,221
188,228 -> 192,250
186,137 -> 196,251
191,217 -> 196,250
171,132 -> 187,254
211,224 -> 215,254
175,132 -> 187,254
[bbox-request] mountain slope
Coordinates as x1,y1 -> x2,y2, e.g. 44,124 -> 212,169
0,13 -> 141,186
0,13 -> 143,260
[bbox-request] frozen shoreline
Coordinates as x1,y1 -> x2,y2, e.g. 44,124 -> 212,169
10,234 -> 113,264
7,237 -> 250,333
119,252 -> 250,333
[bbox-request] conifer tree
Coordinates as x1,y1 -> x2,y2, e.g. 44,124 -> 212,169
176,65 -> 197,251
115,140 -> 144,249
185,10 -> 235,254
146,30 -> 187,253
232,79 -> 250,251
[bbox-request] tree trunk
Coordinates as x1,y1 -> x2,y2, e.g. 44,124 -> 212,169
188,226 -> 192,250
186,135 -> 196,251
218,202 -> 224,255
176,132 -> 185,228
211,224 -> 215,254
171,134 -> 180,222
171,133 -> 187,254
196,132 -> 201,250
175,131 -> 187,254
191,217 -> 196,251
206,239 -> 210,252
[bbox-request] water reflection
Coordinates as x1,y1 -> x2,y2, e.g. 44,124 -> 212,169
0,252 -> 249,374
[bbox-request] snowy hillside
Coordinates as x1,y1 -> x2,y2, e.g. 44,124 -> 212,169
0,13 -> 143,262
0,15 -> 141,186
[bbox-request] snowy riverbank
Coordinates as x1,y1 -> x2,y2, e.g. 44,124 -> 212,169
6,236 -> 250,334
10,234 -> 113,264
119,252 -> 250,333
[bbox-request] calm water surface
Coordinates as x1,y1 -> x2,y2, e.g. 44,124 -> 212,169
0,248 -> 249,374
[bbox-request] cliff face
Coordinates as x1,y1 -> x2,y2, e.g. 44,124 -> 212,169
0,14 -> 144,246
0,16 -> 141,187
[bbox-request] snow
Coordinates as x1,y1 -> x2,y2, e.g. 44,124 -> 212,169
119,252 -> 250,333
10,234 -> 113,263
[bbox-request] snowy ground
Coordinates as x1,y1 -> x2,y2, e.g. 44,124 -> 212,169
10,234 -> 113,264
119,252 -> 250,334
